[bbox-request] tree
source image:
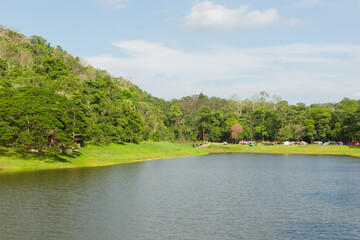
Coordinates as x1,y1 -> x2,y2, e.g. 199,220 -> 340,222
229,94 -> 245,116
0,58 -> 8,76
293,125 -> 305,141
304,119 -> 317,143
230,124 -> 243,142
198,106 -> 212,140
277,125 -> 294,141
337,98 -> 360,142
306,107 -> 331,141
119,101 -> 144,143
252,107 -> 272,141
139,102 -> 165,141
0,87 -> 85,151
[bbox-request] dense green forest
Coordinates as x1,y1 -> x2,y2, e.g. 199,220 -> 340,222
0,26 -> 359,153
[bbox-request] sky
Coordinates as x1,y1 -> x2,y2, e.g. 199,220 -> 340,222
1,0 -> 360,104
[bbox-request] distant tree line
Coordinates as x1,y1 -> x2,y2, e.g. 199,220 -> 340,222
168,91 -> 360,144
0,26 -> 359,153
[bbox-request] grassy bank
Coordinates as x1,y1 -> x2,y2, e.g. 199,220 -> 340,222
1,142 -> 359,174
206,143 -> 360,158
0,142 -> 208,173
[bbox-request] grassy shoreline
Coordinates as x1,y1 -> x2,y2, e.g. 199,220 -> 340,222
0,142 -> 359,174
205,143 -> 360,158
0,142 -> 208,174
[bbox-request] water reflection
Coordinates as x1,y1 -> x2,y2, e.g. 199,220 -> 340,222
1,154 -> 360,239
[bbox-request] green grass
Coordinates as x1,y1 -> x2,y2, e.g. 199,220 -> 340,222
205,143 -> 360,158
0,142 -> 208,173
1,142 -> 359,174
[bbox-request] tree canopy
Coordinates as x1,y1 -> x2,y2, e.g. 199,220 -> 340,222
0,26 -> 359,154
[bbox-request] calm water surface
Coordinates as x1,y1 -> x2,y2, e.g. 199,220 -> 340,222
1,154 -> 360,240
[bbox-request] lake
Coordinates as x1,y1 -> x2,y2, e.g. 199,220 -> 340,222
1,153 -> 360,240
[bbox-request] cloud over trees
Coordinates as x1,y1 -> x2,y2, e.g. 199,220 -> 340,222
183,1 -> 303,29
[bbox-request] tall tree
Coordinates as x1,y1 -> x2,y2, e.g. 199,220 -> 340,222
0,87 -> 86,151
230,124 -> 243,142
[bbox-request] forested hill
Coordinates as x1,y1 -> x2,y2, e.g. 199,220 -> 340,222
0,26 -> 359,153
0,26 -> 164,151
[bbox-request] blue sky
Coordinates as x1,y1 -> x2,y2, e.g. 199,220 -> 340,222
1,0 -> 360,103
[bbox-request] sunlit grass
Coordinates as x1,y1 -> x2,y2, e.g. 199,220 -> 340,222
0,142 -> 208,173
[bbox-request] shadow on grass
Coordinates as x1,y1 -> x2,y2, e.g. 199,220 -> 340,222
348,146 -> 360,148
0,147 -> 82,163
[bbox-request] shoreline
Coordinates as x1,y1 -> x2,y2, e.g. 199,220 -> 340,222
206,143 -> 360,158
0,142 -> 208,174
1,142 -> 359,174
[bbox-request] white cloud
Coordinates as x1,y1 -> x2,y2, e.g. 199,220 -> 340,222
103,0 -> 128,10
183,1 -> 303,29
85,41 -> 360,103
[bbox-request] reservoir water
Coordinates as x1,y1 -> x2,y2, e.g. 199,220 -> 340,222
1,153 -> 360,240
